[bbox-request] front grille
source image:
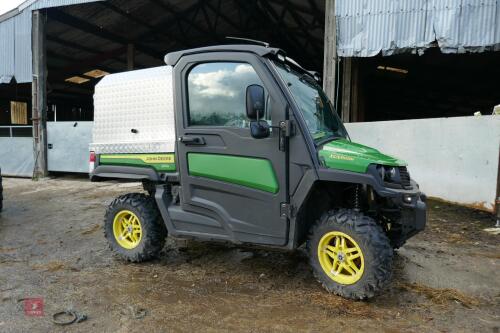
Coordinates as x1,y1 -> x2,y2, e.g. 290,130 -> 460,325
399,166 -> 412,189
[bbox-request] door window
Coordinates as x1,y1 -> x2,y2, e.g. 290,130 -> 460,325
187,62 -> 270,127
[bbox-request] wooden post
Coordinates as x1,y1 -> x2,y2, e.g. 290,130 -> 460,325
322,0 -> 337,104
32,10 -> 48,178
127,43 -> 135,70
351,58 -> 359,122
341,58 -> 352,122
341,58 -> 360,122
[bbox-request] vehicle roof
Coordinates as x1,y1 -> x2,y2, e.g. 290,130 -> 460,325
164,44 -> 285,66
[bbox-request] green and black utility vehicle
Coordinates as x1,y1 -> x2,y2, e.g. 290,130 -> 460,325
90,44 -> 426,299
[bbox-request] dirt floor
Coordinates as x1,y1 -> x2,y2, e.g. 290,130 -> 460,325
0,176 -> 499,333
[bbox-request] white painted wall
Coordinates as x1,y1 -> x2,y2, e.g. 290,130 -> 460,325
0,137 -> 34,177
47,121 -> 93,173
345,116 -> 500,212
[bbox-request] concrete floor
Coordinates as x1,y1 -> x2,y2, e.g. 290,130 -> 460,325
0,176 -> 499,332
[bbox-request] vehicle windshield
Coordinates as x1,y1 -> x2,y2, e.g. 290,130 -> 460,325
272,60 -> 348,144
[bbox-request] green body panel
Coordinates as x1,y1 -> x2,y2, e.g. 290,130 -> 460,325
187,153 -> 279,193
99,153 -> 176,172
318,139 -> 406,173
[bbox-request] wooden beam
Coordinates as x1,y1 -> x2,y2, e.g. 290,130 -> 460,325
127,44 -> 135,71
323,0 -> 337,103
340,58 -> 360,122
341,58 -> 352,122
351,59 -> 359,122
32,10 -> 48,178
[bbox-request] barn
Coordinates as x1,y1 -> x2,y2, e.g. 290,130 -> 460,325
0,0 -> 499,211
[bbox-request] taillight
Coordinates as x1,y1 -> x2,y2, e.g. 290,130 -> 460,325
89,151 -> 96,173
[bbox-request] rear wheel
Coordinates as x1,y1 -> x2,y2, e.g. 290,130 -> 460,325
104,193 -> 166,262
308,209 -> 393,299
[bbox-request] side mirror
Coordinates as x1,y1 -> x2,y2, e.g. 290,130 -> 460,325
246,84 -> 265,120
250,120 -> 270,139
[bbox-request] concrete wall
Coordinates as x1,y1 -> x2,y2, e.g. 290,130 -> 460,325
47,121 -> 93,173
345,116 -> 500,212
0,137 -> 34,177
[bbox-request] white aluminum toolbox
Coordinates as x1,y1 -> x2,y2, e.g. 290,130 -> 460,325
91,66 -> 176,154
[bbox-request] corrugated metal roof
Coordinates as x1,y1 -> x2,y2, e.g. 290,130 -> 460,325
336,0 -> 500,57
23,0 -> 102,11
0,0 -> 101,84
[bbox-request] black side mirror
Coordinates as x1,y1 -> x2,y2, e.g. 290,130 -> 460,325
250,120 -> 270,139
246,84 -> 265,120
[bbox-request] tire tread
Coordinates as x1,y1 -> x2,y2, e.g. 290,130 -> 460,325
104,193 -> 166,262
308,209 -> 393,299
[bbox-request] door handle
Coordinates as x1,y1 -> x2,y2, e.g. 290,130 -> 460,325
179,136 -> 206,146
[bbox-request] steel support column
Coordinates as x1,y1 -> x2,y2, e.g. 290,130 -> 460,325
32,10 -> 48,178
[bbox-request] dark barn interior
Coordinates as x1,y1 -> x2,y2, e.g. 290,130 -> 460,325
1,0 -> 499,130
1,0 -> 326,128
353,48 -> 500,121
44,0 -> 326,122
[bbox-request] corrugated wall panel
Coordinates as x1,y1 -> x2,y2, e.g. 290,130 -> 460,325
337,0 -> 500,57
0,17 -> 15,80
0,0 -> 102,83
14,11 -> 32,83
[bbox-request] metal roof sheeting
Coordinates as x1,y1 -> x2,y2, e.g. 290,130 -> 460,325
0,0 -> 101,84
21,0 -> 102,11
336,0 -> 500,57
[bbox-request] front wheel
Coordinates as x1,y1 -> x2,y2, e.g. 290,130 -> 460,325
308,209 -> 393,299
104,193 -> 166,262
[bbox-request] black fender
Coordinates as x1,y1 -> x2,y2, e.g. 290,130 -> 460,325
91,165 -> 160,181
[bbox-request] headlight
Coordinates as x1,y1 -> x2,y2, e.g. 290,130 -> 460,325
386,167 -> 397,182
376,165 -> 401,184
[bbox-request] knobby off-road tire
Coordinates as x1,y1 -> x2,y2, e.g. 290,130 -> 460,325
308,209 -> 393,299
104,193 -> 166,262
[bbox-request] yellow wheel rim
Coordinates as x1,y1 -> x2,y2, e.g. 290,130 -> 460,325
317,231 -> 364,285
113,210 -> 142,250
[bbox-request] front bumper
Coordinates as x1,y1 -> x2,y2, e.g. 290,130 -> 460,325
316,167 -> 427,246
379,180 -> 427,247
390,194 -> 427,247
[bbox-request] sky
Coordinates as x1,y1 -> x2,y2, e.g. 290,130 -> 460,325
0,0 -> 25,15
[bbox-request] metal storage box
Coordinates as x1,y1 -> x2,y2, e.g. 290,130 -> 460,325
90,66 -> 176,154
